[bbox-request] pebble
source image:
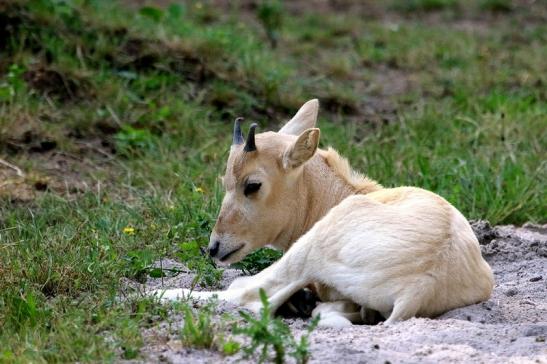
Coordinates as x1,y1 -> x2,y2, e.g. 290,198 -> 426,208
505,288 -> 519,297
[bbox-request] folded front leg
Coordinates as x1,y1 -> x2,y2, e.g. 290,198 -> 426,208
150,242 -> 312,315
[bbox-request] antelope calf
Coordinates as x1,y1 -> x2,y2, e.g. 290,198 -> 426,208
154,100 -> 494,326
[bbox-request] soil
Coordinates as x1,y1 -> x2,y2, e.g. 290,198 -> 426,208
0,144 -> 113,203
126,222 -> 547,363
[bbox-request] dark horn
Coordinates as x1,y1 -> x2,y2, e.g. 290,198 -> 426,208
233,117 -> 244,145
244,123 -> 258,152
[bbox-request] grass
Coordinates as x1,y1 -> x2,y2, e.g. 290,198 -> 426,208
0,0 -> 545,361
179,299 -> 241,355
176,291 -> 317,361
235,289 -> 318,364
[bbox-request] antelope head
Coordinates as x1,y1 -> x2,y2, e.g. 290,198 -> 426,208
208,99 -> 321,264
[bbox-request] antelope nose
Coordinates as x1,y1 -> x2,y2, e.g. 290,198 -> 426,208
209,240 -> 220,257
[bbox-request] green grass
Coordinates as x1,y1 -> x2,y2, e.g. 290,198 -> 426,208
176,291 -> 317,361
235,289 -> 318,364
0,0 -> 545,361
179,299 -> 241,355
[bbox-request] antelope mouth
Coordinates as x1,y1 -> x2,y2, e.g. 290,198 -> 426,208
219,244 -> 244,262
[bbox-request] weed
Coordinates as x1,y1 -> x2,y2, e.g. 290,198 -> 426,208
179,299 -> 240,355
115,125 -> 156,156
181,303 -> 216,348
0,64 -> 26,102
235,289 -> 319,364
178,241 -> 224,288
232,248 -> 283,275
123,249 -> 156,283
2,289 -> 48,330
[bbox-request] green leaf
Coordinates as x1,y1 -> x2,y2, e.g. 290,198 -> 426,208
222,340 -> 240,355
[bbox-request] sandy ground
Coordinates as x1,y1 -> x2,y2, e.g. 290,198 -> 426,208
127,222 -> 547,363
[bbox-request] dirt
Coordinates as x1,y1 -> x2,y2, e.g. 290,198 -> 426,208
0,92 -> 117,203
22,65 -> 93,101
0,141 -> 113,202
124,222 -> 547,363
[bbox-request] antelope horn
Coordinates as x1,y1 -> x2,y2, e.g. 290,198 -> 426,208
244,123 -> 258,152
233,117 -> 244,145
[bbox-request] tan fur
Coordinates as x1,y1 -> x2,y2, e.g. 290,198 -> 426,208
210,130 -> 372,260
319,147 -> 382,195
153,100 -> 494,327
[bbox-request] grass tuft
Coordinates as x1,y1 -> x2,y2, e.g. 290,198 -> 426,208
235,289 -> 319,364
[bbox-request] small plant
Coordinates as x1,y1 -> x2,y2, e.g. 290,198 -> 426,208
178,241 -> 224,287
235,289 -> 318,364
180,300 -> 240,355
123,250 -> 155,283
181,303 -> 216,348
117,320 -> 143,360
128,296 -> 169,326
3,290 -> 47,330
0,64 -> 26,102
232,248 -> 282,275
115,125 -> 155,156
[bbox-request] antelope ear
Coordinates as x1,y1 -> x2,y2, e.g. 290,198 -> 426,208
283,128 -> 320,169
279,99 -> 319,135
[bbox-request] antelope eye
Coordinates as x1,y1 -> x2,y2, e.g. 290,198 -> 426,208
244,182 -> 262,196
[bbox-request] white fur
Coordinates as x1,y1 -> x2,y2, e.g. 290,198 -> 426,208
152,187 -> 493,324
151,100 -> 494,326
